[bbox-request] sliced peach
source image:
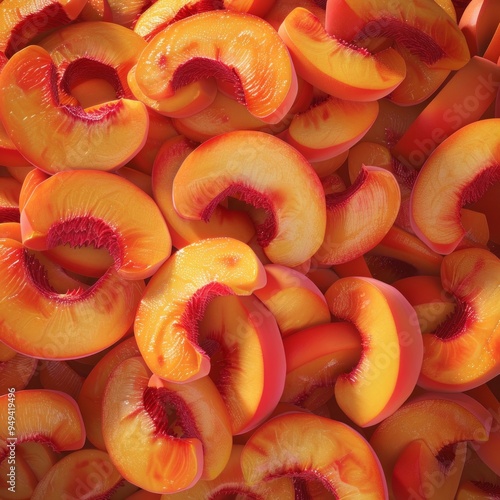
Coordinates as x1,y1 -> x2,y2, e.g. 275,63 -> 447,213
279,96 -> 379,162
152,136 -> 255,249
105,0 -> 156,27
281,322 -> 362,411
20,170 -> 171,280
224,0 -> 275,16
102,356 -> 232,493
4,166 -> 34,184
306,267 -> 339,293
0,354 -> 37,393
240,412 -> 388,497
278,7 -> 406,102
0,177 -> 21,223
39,361 -> 84,400
31,449 -> 122,499
77,0 -> 113,21
330,255 -> 373,278
0,238 -> 145,359
310,150 -> 349,179
325,276 -> 423,427
252,264 -> 331,336
459,0 -> 500,56
0,340 -> 17,363
325,0 -> 470,71
135,237 -> 266,383
0,45 -> 149,173
410,118 -> 500,254
0,122 -> 33,168
133,10 -> 298,124
172,130 -> 326,267
264,0 -> 326,31
370,392 -> 492,498
115,167 -> 153,198
459,208 -> 490,248
314,166 -> 401,266
0,0 -> 88,57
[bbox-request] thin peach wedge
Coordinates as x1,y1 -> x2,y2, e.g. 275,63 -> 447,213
133,10 -> 297,124
172,130 -> 327,267
0,354 -> 37,393
134,237 -> 266,383
0,177 -> 21,223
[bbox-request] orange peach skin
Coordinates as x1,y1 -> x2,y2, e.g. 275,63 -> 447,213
172,130 -> 327,267
278,7 -> 406,102
133,10 -> 297,123
240,412 -> 388,498
134,237 -> 267,383
325,277 -> 423,427
0,45 -> 149,173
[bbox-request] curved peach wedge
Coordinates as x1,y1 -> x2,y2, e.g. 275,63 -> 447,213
20,170 -> 171,280
0,45 -> 149,173
240,412 -> 388,497
102,356 -> 232,494
0,353 -> 37,393
133,10 -> 297,123
172,130 -> 327,267
135,237 -> 266,383
325,277 -> 423,427
0,177 -> 21,223
278,7 -> 406,102
410,118 -> 500,254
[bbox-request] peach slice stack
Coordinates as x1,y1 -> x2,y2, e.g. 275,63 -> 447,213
1,0 -> 500,497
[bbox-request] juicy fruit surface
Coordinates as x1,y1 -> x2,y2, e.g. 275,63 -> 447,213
1,0 -> 500,497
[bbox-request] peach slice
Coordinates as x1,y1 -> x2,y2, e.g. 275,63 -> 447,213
240,412 -> 388,497
324,276 -> 423,427
152,136 -> 255,249
252,264 -> 331,337
0,238 -> 145,359
281,322 -> 362,411
325,0 -> 470,71
105,0 -> 157,27
370,392 -> 492,498
459,208 -> 490,248
265,0 -> 325,31
0,123 -> 33,168
224,0 -> 275,17
172,130 -> 327,267
330,255 -> 373,279
102,356 -> 232,493
0,177 -> 21,223
410,118 -> 500,254
78,0 -> 113,21
135,237 -> 266,383
0,45 -> 149,173
31,449 -> 122,499
0,0 -> 88,58
39,361 -> 84,400
310,150 -> 349,179
20,170 -> 171,280
198,294 -> 285,435
279,96 -> 379,162
0,354 -> 37,393
314,166 -> 401,266
133,10 -> 298,124
278,7 -> 406,102
459,0 -> 500,56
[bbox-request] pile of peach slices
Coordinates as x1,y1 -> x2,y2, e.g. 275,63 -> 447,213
1,0 -> 500,497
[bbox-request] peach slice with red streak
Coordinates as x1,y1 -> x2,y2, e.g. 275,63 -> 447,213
0,0 -> 88,58
135,237 -> 266,383
280,322 -> 362,411
279,96 -> 379,162
0,45 -> 149,174
133,10 -> 298,124
252,264 -> 331,337
0,354 -> 37,393
278,7 -> 406,102
240,411 -> 388,497
31,449 -> 122,500
20,170 -> 171,280
313,165 -> 401,266
172,130 -> 326,267
325,0 -> 470,71
410,118 -> 500,254
198,294 -> 285,435
102,356 -> 232,494
370,392 -> 492,498
0,177 -> 21,223
324,276 -> 423,427
152,136 -> 255,249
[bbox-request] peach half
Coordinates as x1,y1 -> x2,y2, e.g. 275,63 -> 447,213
133,10 -> 297,123
102,356 -> 232,494
240,412 -> 388,497
410,118 -> 500,254
278,7 -> 406,102
0,45 -> 149,173
172,130 -> 327,267
20,170 -> 171,280
324,276 -> 423,427
134,237 -> 266,383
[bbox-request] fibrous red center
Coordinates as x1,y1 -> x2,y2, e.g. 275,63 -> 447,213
433,296 -> 472,341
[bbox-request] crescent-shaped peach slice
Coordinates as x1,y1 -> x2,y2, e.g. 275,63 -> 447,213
0,45 -> 149,173
0,353 -> 37,393
410,118 -> 500,254
172,130 -> 327,267
20,170 -> 171,280
134,237 -> 267,383
133,10 -> 297,124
